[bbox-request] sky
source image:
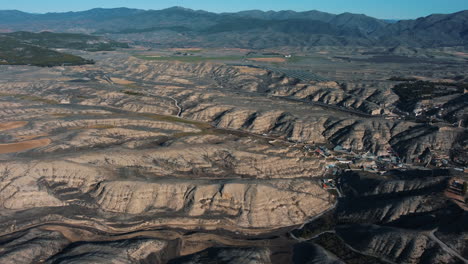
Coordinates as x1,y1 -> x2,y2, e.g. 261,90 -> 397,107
1,0 -> 467,19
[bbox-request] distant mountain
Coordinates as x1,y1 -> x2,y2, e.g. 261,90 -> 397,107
3,31 -> 129,51
229,10 -> 388,34
227,9 -> 336,22
0,7 -> 217,33
0,8 -> 145,33
383,19 -> 399,24
383,10 -> 468,47
0,7 -> 466,48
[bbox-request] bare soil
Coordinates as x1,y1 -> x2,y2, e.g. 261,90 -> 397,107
248,57 -> 286,63
0,138 -> 51,154
0,121 -> 27,131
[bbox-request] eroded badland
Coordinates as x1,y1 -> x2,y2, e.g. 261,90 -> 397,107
0,32 -> 467,263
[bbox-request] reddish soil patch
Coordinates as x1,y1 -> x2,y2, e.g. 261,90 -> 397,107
248,57 -> 286,63
0,121 -> 27,131
0,138 -> 51,154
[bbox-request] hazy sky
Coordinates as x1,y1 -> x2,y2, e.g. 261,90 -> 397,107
1,0 -> 467,19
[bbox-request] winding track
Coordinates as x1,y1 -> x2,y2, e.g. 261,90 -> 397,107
428,229 -> 468,263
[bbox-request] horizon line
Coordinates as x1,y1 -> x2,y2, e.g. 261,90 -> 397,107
2,5 -> 463,20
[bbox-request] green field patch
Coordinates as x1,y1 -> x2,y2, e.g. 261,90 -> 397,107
122,83 -> 143,89
122,90 -> 145,96
286,56 -> 308,63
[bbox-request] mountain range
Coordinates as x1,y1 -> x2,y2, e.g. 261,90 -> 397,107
0,7 -> 467,48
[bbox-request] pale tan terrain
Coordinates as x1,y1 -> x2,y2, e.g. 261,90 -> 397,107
0,51 -> 465,264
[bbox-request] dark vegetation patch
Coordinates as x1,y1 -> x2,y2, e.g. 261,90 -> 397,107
0,35 -> 93,67
0,31 -> 130,67
122,90 -> 145,96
